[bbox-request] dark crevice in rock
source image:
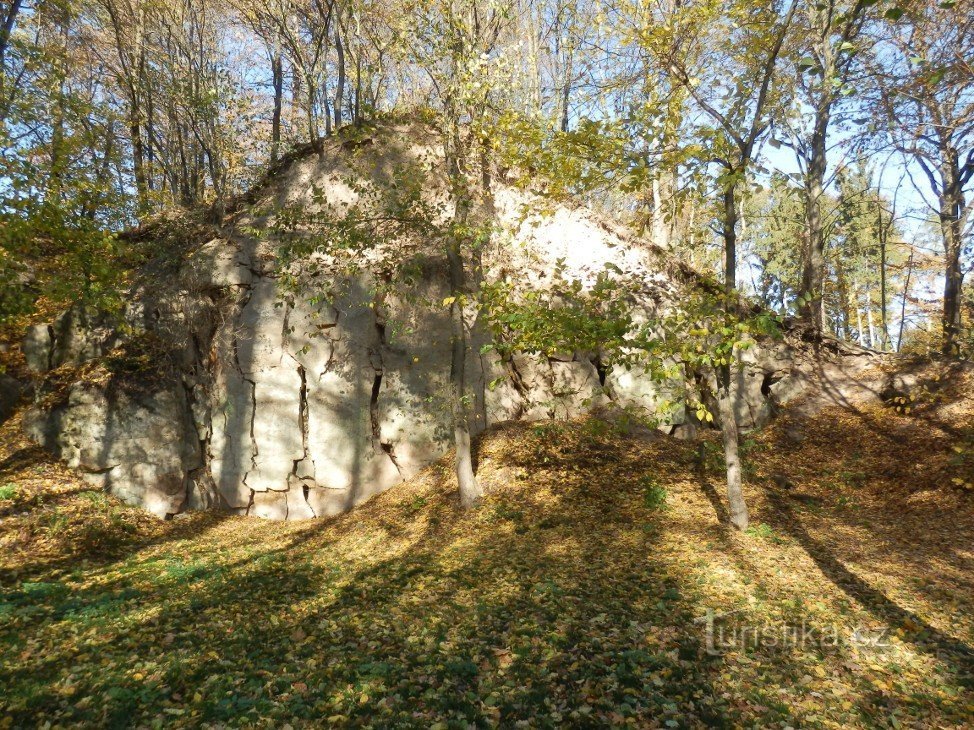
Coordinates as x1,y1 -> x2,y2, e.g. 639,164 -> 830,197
381,441 -> 403,477
761,371 -> 783,398
45,324 -> 56,371
245,377 -> 258,466
79,464 -> 118,475
181,382 -> 209,514
501,355 -> 529,418
369,369 -> 383,443
292,363 -> 312,482
281,296 -> 293,352
297,363 -> 308,451
505,356 -> 528,395
369,295 -> 391,451
230,327 -> 260,471
593,354 -> 609,389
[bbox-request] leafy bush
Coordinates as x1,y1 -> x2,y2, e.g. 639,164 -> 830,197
641,476 -> 668,511
745,523 -> 783,544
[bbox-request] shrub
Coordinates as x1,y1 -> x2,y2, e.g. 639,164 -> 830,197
641,476 -> 668,511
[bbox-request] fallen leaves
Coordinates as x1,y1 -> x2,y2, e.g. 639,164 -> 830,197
0,394 -> 972,727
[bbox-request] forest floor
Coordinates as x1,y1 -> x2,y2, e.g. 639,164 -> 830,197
1,366 -> 973,728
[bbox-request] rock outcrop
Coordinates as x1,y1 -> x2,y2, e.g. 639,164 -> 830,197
18,122 -> 857,519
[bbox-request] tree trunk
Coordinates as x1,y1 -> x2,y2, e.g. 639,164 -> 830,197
716,369 -> 748,531
354,47 -> 362,124
446,240 -> 481,507
129,105 -> 149,212
334,28 -> 345,129
271,53 -> 283,163
47,39 -> 67,200
559,39 -> 572,132
853,277 -> 865,344
835,255 -> 852,340
877,200 -> 889,350
84,123 -> 115,219
897,246 -> 914,352
723,185 -> 738,294
800,107 -> 830,332
145,85 -> 155,193
444,124 -> 481,508
0,0 -> 22,78
651,176 -> 672,249
940,167 -> 965,356
720,179 -> 748,531
306,73 -> 318,142
866,299 -> 876,349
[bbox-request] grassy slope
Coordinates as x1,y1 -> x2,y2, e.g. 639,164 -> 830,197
1,373 -> 973,728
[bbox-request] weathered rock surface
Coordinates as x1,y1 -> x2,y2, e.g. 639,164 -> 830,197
19,123 -> 866,519
23,382 -> 201,517
22,306 -> 124,374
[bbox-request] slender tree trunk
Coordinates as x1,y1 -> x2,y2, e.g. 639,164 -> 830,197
354,48 -> 362,123
0,0 -> 21,74
47,26 -> 68,201
800,108 -> 830,333
306,72 -> 318,142
559,41 -> 572,132
334,28 -> 345,129
720,179 -> 748,531
897,246 -> 914,352
444,123 -> 481,508
291,65 -> 302,120
651,176 -> 672,248
527,9 -> 542,112
877,201 -> 889,350
48,101 -> 66,199
0,0 -> 22,119
716,378 -> 747,530
866,299 -> 876,349
723,185 -> 738,293
84,124 -> 115,219
835,257 -> 852,340
128,103 -> 149,212
940,162 -> 965,355
271,53 -> 283,163
853,277 -> 864,344
146,86 -> 155,192
447,242 -> 480,507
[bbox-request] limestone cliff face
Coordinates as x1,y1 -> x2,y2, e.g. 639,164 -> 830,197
21,123 -> 801,519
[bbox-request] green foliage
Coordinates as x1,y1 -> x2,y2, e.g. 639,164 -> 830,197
480,261 -> 637,364
641,476 -> 668,511
0,484 -> 18,501
698,437 -> 761,480
491,114 -> 633,200
0,26 -> 133,324
745,523 -> 782,543
482,261 -> 782,428
0,199 -> 127,324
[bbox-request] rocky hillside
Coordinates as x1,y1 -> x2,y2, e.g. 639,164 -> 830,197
11,122 -> 877,520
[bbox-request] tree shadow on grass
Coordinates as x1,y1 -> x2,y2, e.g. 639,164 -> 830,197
0,425 -> 758,727
696,475 -> 730,525
0,445 -> 55,477
765,489 -> 974,680
0,508 -> 236,586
